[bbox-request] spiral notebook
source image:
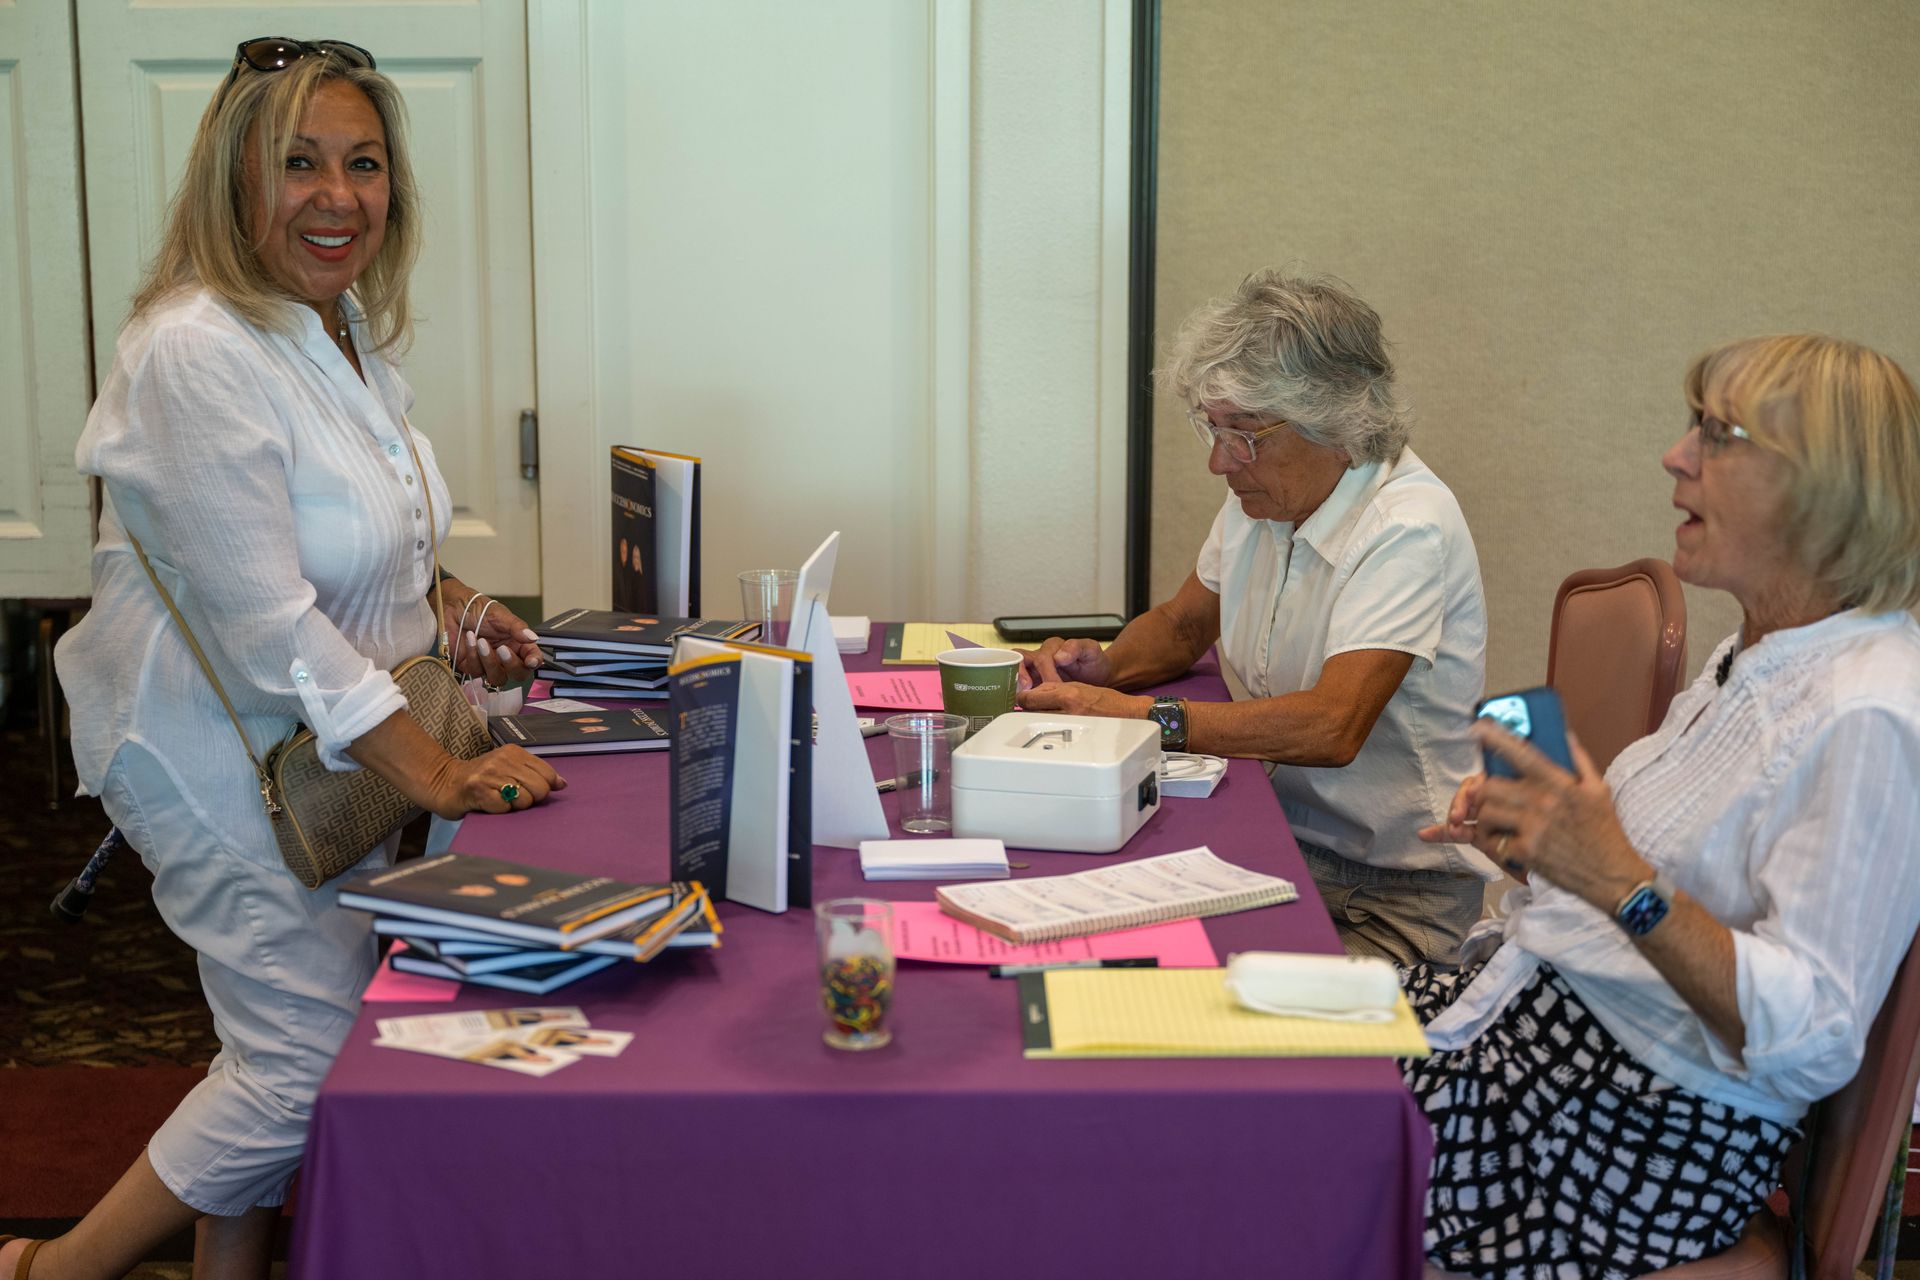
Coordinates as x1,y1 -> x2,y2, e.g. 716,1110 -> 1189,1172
935,847 -> 1295,944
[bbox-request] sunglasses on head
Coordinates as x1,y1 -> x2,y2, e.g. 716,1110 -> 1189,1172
216,37 -> 376,104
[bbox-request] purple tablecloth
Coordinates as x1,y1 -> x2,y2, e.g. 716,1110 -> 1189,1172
292,632 -> 1431,1278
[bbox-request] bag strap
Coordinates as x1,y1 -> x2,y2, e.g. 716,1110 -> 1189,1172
126,412 -> 451,816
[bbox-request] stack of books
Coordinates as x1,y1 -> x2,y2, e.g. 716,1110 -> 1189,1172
489,706 -> 672,756
535,610 -> 759,700
339,852 -> 721,995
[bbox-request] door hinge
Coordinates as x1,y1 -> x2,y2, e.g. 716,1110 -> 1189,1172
519,409 -> 539,481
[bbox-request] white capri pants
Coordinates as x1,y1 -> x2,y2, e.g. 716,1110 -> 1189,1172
100,744 -> 396,1216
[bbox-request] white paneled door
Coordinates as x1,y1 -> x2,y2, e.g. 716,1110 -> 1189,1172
75,0 -> 541,594
0,0 -> 93,597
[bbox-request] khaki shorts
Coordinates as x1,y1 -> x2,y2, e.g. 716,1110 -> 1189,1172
1297,841 -> 1483,969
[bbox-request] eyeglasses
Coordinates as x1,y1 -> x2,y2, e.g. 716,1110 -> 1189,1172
1187,406 -> 1291,465
1688,410 -> 1753,456
216,37 -> 376,104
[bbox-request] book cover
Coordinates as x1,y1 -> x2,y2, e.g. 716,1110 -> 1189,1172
668,655 -> 742,904
535,610 -> 758,656
610,448 -> 658,612
619,447 -> 701,617
489,707 -> 671,756
339,853 -> 677,948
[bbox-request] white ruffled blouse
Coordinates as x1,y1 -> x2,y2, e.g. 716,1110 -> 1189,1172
56,288 -> 448,850
1428,609 -> 1920,1124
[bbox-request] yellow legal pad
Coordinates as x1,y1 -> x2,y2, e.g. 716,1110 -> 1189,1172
883,623 -> 1114,664
1018,968 -> 1431,1059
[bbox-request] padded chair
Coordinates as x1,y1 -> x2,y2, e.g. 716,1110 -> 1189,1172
1645,927 -> 1920,1278
1545,559 -> 1688,773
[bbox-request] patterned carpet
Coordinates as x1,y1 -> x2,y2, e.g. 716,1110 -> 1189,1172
0,719 -> 413,1274
0,727 -> 218,1070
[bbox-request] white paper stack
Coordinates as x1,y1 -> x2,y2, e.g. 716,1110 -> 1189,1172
831,615 -> 871,654
859,838 -> 1009,881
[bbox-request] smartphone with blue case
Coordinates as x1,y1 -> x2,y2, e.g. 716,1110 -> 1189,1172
1474,686 -> 1574,778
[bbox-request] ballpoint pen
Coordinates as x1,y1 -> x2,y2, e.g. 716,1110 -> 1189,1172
987,957 -> 1159,978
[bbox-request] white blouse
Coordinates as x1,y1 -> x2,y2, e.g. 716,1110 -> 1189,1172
1196,447 -> 1494,879
56,288 -> 450,848
1427,610 -> 1920,1125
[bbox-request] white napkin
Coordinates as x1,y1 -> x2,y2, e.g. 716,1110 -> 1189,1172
859,838 -> 1009,881
1223,952 -> 1401,1024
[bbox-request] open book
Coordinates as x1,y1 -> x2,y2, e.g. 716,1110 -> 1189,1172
935,847 -> 1296,944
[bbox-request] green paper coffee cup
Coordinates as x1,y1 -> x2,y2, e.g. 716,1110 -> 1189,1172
937,647 -> 1022,736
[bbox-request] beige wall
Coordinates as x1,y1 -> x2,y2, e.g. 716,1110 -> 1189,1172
1151,1 -> 1920,693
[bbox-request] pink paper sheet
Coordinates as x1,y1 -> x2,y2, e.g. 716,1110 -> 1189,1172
888,901 -> 1219,967
846,670 -> 946,711
361,943 -> 459,1002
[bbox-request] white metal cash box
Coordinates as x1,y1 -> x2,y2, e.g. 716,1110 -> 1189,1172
950,713 -> 1161,853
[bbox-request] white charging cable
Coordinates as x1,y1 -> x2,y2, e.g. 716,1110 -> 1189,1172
1158,751 -> 1228,797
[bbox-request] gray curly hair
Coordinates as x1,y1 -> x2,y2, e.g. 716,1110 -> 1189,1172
1159,268 -> 1411,466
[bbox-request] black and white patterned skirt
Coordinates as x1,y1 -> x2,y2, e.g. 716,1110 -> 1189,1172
1400,961 -> 1798,1279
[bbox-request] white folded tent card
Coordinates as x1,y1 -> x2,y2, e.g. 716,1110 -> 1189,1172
950,713 -> 1162,854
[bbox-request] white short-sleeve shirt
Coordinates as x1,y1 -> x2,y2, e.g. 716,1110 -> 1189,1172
1196,447 -> 1493,878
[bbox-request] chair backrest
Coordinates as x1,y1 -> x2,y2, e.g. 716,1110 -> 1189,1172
1545,559 -> 1688,773
1803,928 -> 1920,1280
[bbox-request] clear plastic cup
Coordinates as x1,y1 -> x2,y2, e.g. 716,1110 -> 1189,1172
885,711 -> 968,833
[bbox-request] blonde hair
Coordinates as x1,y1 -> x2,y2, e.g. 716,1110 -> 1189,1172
1159,268 -> 1411,466
1686,334 -> 1920,613
130,52 -> 420,353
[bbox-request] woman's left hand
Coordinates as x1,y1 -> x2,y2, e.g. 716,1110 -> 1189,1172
446,593 -> 544,687
1463,723 -> 1650,908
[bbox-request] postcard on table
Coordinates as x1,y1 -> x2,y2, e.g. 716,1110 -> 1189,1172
374,1006 -> 589,1047
374,1034 -> 584,1077
845,670 -> 946,711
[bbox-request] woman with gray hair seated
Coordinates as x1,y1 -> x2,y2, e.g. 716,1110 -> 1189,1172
1020,268 -> 1493,967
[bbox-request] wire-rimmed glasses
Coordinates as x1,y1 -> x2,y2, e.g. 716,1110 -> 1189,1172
1187,406 -> 1291,465
1687,410 -> 1753,456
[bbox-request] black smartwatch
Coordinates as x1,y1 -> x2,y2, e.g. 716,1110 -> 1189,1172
1614,871 -> 1676,937
1145,696 -> 1189,753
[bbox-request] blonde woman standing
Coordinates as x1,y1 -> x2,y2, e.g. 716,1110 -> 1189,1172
6,40 -> 560,1279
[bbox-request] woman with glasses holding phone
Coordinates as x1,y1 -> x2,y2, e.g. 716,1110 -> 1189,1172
1019,269 -> 1493,968
9,40 -> 561,1280
1404,336 -> 1920,1276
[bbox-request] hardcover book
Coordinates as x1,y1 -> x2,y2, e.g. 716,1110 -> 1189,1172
668,641 -> 813,913
339,853 -> 677,948
371,903 -> 719,957
489,707 -> 671,756
390,949 -> 619,995
610,449 -> 658,612
611,446 -> 702,615
534,611 -> 757,657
